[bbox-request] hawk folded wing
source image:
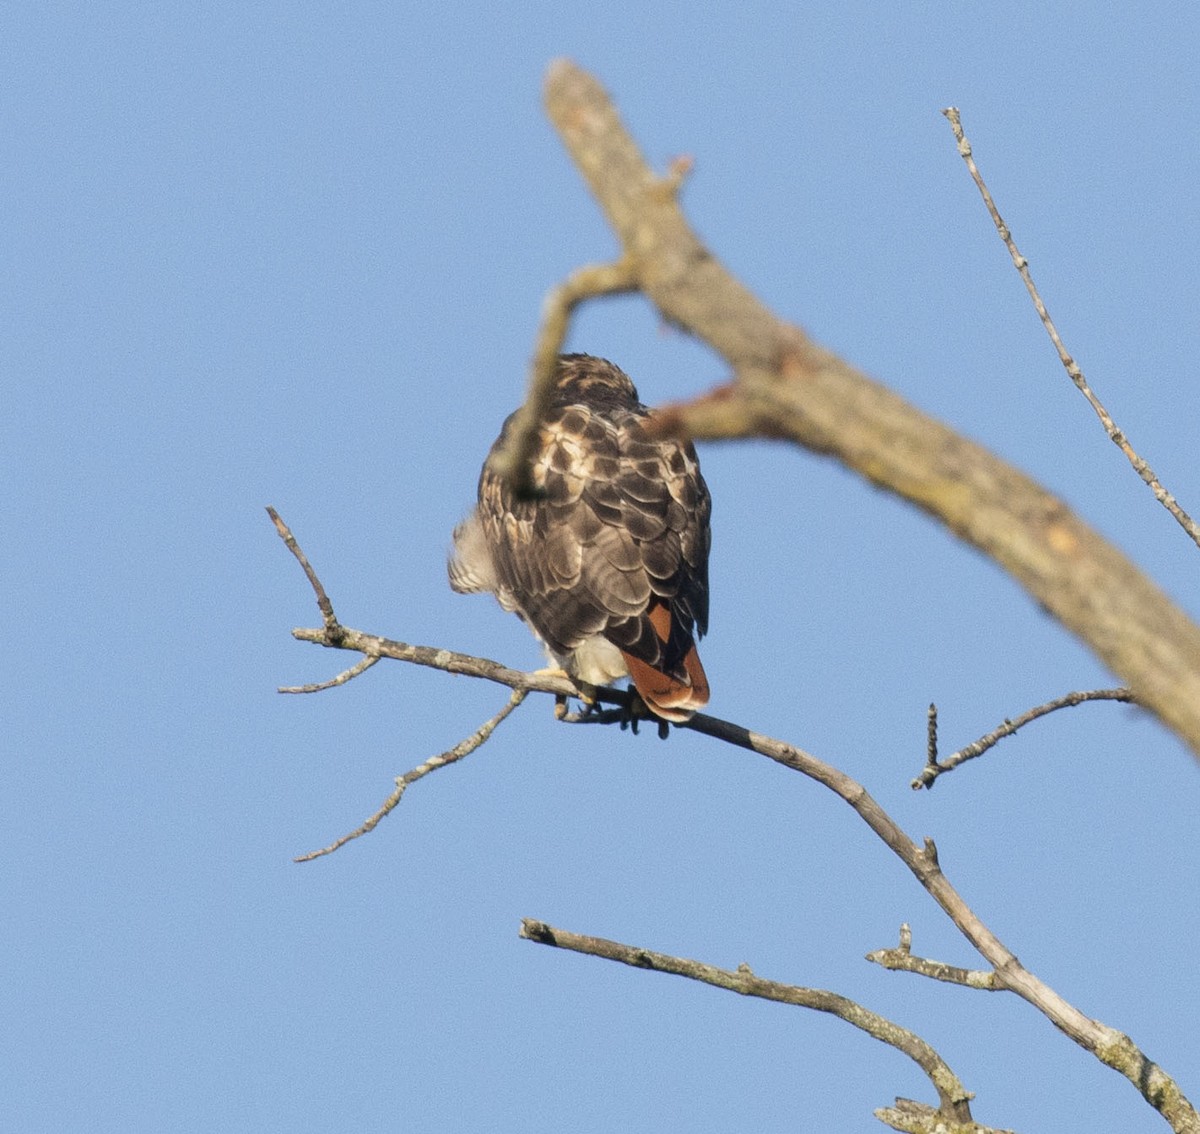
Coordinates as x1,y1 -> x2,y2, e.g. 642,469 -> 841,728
449,354 -> 711,722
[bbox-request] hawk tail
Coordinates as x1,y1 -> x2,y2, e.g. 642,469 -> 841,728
620,644 -> 709,723
620,598 -> 710,723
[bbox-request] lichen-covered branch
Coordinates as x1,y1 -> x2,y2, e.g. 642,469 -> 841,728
878,1098 -> 1016,1134
867,925 -> 1000,990
519,919 -> 982,1128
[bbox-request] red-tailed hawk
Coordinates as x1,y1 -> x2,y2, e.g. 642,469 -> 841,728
449,354 -> 711,722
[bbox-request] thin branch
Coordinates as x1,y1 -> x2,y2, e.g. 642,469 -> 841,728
267,507 -> 628,706
915,688 -> 1136,790
291,622 -> 580,696
519,919 -> 980,1127
279,654 -> 379,694
942,107 -> 1200,554
295,690 -> 528,862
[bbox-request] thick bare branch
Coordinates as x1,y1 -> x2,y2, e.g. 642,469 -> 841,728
519,918 -> 979,1126
540,59 -> 1200,761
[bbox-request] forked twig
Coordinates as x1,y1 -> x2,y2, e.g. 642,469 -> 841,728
916,689 -> 1136,789
867,924 -> 1000,991
268,506 -> 616,703
943,108 -> 1200,553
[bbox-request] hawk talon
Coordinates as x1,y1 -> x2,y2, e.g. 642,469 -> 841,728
616,689 -> 670,738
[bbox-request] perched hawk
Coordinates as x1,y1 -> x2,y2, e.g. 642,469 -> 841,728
449,354 -> 711,722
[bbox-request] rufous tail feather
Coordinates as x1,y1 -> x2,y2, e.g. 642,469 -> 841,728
621,599 -> 709,723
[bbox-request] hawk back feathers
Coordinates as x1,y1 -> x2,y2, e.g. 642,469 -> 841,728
450,354 -> 711,722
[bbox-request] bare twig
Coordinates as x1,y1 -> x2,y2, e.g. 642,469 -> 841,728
519,919 -> 979,1126
295,690 -> 528,862
915,688 -> 1136,790
279,654 -> 379,694
942,108 -> 1200,554
870,951 -> 999,991
494,258 -> 639,497
291,622 -> 584,697
267,506 -> 340,636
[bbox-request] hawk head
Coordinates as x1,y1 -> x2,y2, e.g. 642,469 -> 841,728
552,353 -> 640,402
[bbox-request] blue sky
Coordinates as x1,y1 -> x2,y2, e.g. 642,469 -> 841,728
6,3 -> 1199,1132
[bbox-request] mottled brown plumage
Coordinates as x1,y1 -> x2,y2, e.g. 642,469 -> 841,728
449,354 -> 711,721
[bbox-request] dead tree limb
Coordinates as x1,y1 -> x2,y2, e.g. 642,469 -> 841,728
527,59 -> 1200,761
519,919 -> 997,1132
273,511 -> 1198,1132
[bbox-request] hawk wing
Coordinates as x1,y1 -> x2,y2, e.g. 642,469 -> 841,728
450,355 -> 710,722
